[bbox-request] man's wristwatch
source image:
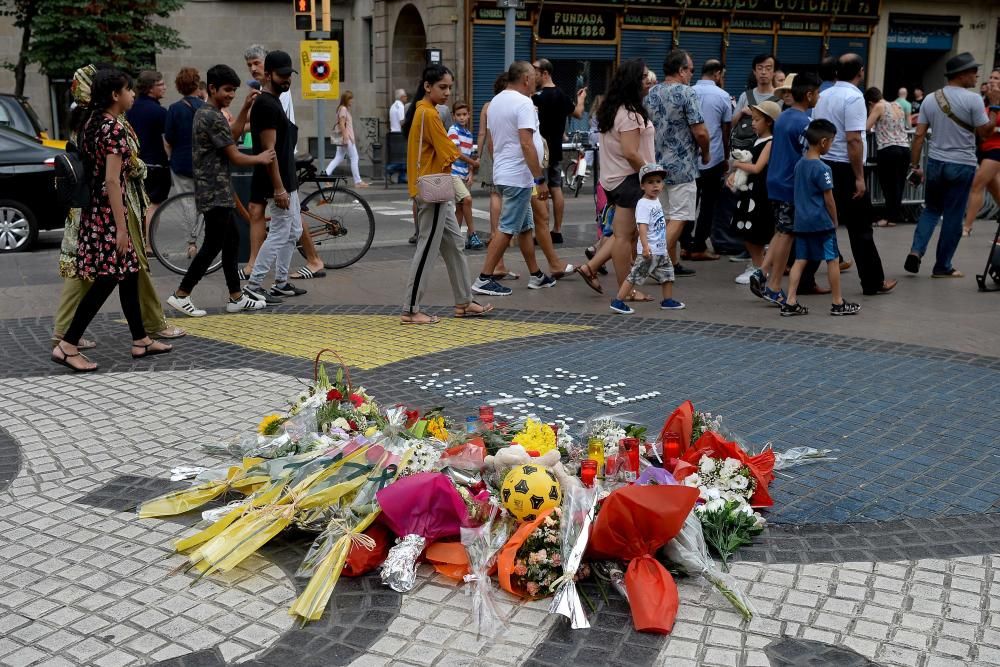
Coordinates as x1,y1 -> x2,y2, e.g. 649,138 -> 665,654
534,176 -> 545,185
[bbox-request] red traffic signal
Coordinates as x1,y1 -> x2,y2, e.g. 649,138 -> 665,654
296,0 -> 312,12
293,0 -> 314,31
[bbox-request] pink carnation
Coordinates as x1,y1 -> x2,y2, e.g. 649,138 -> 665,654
526,582 -> 540,596
513,563 -> 528,576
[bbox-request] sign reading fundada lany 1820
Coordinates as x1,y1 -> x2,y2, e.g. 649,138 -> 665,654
537,8 -> 618,42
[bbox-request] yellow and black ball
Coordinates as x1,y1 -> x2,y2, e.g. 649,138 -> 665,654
500,464 -> 562,522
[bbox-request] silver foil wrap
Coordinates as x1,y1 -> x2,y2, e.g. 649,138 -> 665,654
548,489 -> 598,629
379,534 -> 426,592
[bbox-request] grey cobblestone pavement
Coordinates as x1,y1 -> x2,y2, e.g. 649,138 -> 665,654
1,301 -> 999,666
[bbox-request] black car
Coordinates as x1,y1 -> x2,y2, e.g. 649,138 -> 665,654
0,125 -> 67,252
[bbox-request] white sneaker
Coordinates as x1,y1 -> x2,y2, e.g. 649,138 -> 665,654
167,294 -> 207,317
734,264 -> 757,285
226,294 -> 266,313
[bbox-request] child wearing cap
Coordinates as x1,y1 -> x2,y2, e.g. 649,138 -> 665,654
782,119 -> 861,317
610,164 -> 685,314
729,100 -> 777,286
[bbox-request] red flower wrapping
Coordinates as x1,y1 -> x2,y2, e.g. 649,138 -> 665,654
587,485 -> 700,634
327,388 -> 343,401
678,431 -> 776,507
658,400 -> 694,457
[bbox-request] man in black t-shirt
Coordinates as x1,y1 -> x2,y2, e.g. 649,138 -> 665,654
243,50 -> 308,303
532,59 -> 586,243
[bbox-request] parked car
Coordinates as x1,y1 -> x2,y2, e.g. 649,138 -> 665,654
0,93 -> 66,149
0,125 -> 67,252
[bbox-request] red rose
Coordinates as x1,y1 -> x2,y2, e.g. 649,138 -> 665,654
348,394 -> 364,408
347,420 -> 358,431
327,388 -> 343,401
404,409 -> 420,428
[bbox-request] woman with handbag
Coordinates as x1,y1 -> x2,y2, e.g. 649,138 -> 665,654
324,90 -> 369,187
400,64 -> 492,324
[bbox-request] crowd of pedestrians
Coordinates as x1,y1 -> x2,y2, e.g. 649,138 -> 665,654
47,45 -> 1000,368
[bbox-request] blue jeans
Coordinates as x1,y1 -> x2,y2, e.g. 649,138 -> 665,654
910,158 -> 976,274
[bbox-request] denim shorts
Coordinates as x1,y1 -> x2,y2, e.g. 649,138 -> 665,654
795,229 -> 839,262
772,200 -> 795,234
496,184 -> 534,235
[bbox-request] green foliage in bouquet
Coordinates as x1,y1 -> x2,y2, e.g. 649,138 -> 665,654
696,499 -> 765,571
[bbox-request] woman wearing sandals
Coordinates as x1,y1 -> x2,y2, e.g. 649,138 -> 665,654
400,64 -> 492,324
575,60 -> 656,300
52,69 -> 173,372
52,65 -> 185,352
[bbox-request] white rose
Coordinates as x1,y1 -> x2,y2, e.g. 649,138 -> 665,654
700,457 -> 717,474
731,475 -> 748,490
705,487 -> 721,501
685,474 -> 701,487
332,417 -> 350,430
706,498 -> 726,513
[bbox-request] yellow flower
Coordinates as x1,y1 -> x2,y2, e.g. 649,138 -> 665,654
257,414 -> 284,435
513,419 -> 556,455
427,416 -> 449,442
364,426 -> 378,437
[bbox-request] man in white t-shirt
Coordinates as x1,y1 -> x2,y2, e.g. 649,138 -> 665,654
905,52 -> 999,278
814,53 -> 895,296
389,89 -> 407,133
472,61 -> 555,297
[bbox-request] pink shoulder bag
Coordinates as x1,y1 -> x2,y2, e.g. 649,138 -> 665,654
415,107 -> 455,203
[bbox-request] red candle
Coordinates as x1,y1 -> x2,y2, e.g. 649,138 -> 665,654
620,438 -> 640,481
580,459 -> 598,487
663,432 -> 682,459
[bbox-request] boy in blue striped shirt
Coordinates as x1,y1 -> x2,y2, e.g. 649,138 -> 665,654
448,102 -> 484,250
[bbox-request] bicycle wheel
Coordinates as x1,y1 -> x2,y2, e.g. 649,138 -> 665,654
298,185 -> 375,269
149,193 -> 219,276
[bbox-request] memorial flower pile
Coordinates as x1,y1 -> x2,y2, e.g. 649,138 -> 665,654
139,352 -> 789,635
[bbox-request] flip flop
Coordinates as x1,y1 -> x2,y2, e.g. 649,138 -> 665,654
401,313 -> 440,325
454,301 -> 494,318
491,271 -> 520,281
132,341 -> 173,359
51,344 -> 97,373
625,290 -> 654,302
291,267 -> 328,279
932,269 -> 964,278
575,265 -> 604,294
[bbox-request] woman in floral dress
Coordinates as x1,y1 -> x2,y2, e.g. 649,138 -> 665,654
51,69 -> 172,372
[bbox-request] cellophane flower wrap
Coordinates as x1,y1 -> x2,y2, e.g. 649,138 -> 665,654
460,505 -> 512,639
376,472 -> 468,592
548,485 -> 598,629
138,457 -> 269,518
679,431 -> 776,507
661,510 -> 756,621
587,484 -> 700,634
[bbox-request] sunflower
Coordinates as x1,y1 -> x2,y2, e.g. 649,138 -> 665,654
257,414 -> 285,436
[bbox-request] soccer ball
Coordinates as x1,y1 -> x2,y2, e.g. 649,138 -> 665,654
500,464 -> 561,522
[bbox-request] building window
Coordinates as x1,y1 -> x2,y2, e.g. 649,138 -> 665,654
364,17 -> 374,83
332,20 -> 346,82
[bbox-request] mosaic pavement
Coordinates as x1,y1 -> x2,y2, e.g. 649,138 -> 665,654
2,306 -> 999,666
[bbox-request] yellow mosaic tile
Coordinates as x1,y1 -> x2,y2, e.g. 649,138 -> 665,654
168,314 -> 591,370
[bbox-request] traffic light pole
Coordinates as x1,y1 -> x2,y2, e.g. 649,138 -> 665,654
496,0 -> 522,69
307,24 -> 332,167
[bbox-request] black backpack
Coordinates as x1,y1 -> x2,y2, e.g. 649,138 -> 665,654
731,88 -> 778,151
54,140 -> 91,208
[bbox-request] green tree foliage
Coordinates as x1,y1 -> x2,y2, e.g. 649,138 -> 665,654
22,0 -> 186,81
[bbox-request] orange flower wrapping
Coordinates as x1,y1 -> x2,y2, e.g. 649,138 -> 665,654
678,431 -> 776,507
496,509 -> 554,599
425,540 -> 471,580
587,485 -> 700,634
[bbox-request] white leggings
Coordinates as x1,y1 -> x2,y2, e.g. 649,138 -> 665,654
324,143 -> 362,183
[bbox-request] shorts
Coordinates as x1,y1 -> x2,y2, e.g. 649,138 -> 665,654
981,149 -> 1000,164
627,254 -> 674,286
545,164 -> 563,188
604,173 -> 643,209
772,200 -> 795,234
663,182 -> 697,221
795,229 -> 839,262
144,166 -> 171,204
496,184 -> 534,235
452,175 -> 471,202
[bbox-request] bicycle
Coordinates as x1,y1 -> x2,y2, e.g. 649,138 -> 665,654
149,155 -> 375,276
560,131 -> 592,198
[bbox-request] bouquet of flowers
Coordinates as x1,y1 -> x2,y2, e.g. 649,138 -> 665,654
548,486 -> 598,629
683,456 -> 757,504
694,498 -> 765,570
691,409 -> 724,445
460,505 -> 512,638
662,510 -> 756,619
500,508 -> 587,598
512,418 -> 558,455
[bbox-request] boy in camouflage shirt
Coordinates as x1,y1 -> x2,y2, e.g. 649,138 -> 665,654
167,64 -> 275,316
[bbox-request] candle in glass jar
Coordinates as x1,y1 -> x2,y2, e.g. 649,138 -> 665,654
580,459 -> 598,487
479,405 -> 494,429
620,437 -> 640,481
663,432 -> 682,459
586,437 -> 605,477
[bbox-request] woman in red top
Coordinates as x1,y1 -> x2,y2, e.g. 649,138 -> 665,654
963,68 -> 1000,236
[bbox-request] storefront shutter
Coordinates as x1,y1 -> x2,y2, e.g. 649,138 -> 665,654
724,34 -> 775,97
676,32 -> 724,76
776,35 -> 822,69
535,43 -> 617,61
620,30 -> 673,72
471,24 -> 532,133
827,36 -> 869,65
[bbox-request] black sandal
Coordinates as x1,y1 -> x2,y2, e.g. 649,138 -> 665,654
132,341 -> 173,359
51,343 -> 98,373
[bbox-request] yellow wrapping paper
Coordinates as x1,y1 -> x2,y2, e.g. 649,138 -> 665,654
139,458 -> 269,518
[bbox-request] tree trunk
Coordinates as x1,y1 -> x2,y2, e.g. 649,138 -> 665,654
13,1 -> 39,98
